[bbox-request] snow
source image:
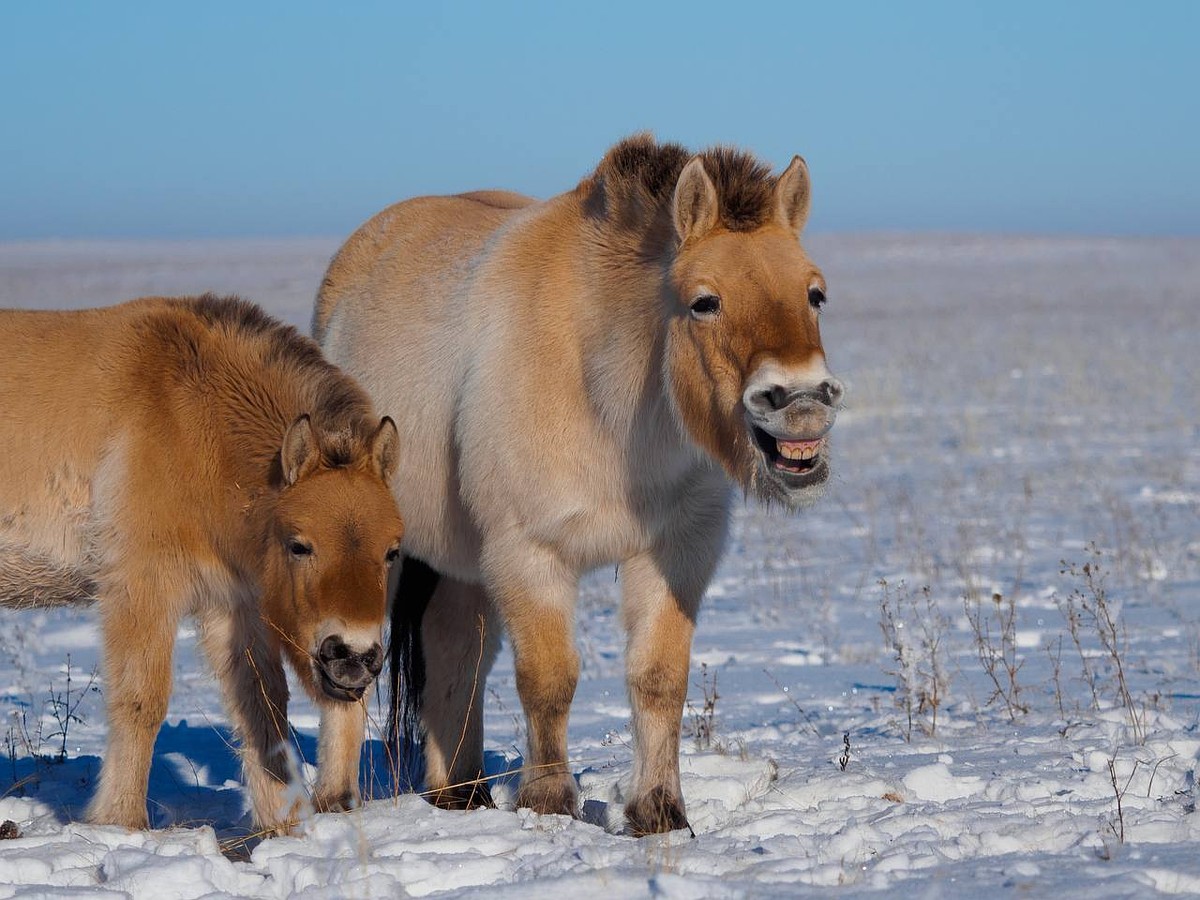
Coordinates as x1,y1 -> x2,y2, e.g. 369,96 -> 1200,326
1,234 -> 1198,896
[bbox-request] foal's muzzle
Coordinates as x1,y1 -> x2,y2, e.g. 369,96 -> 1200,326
315,635 -> 385,702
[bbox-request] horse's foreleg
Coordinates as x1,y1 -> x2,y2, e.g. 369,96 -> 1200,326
619,552 -> 698,835
421,576 -> 501,809
621,506 -> 726,835
487,544 -> 579,817
312,699 -> 366,813
197,603 -> 298,834
86,578 -> 178,829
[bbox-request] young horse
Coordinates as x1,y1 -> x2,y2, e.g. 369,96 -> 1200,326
314,135 -> 844,835
0,294 -> 404,832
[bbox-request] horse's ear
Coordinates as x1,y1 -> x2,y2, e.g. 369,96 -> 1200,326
281,415 -> 319,486
774,155 -> 811,235
673,156 -> 719,244
370,416 -> 400,482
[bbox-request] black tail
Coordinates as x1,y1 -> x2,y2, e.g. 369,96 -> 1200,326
386,555 -> 440,793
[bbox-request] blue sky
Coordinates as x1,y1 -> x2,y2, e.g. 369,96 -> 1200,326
3,1 -> 1197,239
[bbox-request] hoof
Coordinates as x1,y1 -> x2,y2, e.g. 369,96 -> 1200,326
428,781 -> 495,811
516,775 -> 578,817
84,801 -> 150,831
312,790 -> 357,814
625,787 -> 691,837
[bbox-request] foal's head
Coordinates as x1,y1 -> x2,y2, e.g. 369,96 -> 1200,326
664,150 -> 844,508
266,415 -> 403,703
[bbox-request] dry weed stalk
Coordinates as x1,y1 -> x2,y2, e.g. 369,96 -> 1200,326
45,655 -> 100,764
2,655 -> 101,798
762,668 -> 821,737
686,663 -> 720,751
964,591 -> 1029,721
878,579 -> 950,740
1056,546 -> 1147,745
1103,755 -> 1142,851
1047,634 -> 1068,719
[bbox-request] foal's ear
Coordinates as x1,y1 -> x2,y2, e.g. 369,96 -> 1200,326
774,155 -> 811,236
673,156 -> 719,244
370,416 -> 400,482
281,415 -> 320,486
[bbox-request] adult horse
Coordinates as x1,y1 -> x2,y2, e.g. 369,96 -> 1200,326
0,294 -> 404,833
314,135 -> 843,834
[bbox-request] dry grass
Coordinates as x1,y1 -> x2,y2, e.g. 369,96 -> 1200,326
877,579 -> 950,740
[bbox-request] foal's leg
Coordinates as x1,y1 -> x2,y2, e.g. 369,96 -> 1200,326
621,500 -> 728,835
421,576 -> 501,809
86,571 -> 180,829
196,601 -> 297,833
312,699 -> 366,813
485,542 -> 579,817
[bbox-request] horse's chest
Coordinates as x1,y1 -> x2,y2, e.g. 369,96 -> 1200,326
548,502 -> 647,569
528,469 -> 704,570
460,387 -> 716,569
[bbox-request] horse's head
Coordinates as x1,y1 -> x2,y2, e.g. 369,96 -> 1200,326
665,154 -> 843,509
265,414 -> 404,703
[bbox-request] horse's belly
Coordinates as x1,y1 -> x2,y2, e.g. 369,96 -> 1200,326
0,442 -> 108,608
0,543 -> 96,608
0,461 -> 100,608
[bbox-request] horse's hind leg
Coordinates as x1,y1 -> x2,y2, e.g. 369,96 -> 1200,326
85,570 -> 181,829
421,575 -> 501,809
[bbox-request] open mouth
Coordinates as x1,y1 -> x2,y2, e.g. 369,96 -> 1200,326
316,663 -> 367,702
752,426 -> 825,475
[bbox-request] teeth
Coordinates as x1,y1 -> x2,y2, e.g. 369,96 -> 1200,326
777,438 -> 822,461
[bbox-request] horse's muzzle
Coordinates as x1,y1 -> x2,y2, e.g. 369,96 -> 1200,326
743,383 -> 842,503
315,635 -> 385,702
743,377 -> 843,429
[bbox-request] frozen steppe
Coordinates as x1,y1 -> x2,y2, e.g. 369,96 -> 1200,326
0,233 -> 1197,897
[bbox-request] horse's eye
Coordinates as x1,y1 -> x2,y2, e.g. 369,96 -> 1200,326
288,539 -> 313,558
689,294 -> 720,319
385,547 -> 401,565
808,286 -> 827,310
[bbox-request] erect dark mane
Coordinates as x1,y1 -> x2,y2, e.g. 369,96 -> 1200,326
582,133 -> 777,232
187,294 -> 330,373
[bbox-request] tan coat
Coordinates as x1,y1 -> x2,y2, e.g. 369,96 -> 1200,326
315,135 -> 843,834
0,294 -> 404,832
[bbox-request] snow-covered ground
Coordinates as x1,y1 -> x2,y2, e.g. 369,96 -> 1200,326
0,234 -> 1197,897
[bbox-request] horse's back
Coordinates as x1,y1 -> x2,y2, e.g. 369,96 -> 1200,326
314,192 -> 532,342
0,295 -> 266,439
454,190 -> 536,211
0,303 -> 155,482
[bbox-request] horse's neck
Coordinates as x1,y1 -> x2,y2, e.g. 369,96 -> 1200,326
212,356 -> 337,496
575,225 -> 689,461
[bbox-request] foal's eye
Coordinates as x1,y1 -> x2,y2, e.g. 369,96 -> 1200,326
385,547 -> 401,565
288,539 -> 313,558
689,294 -> 721,319
808,286 -> 827,310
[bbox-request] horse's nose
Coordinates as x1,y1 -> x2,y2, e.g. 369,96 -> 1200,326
317,635 -> 385,699
744,376 -> 844,416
